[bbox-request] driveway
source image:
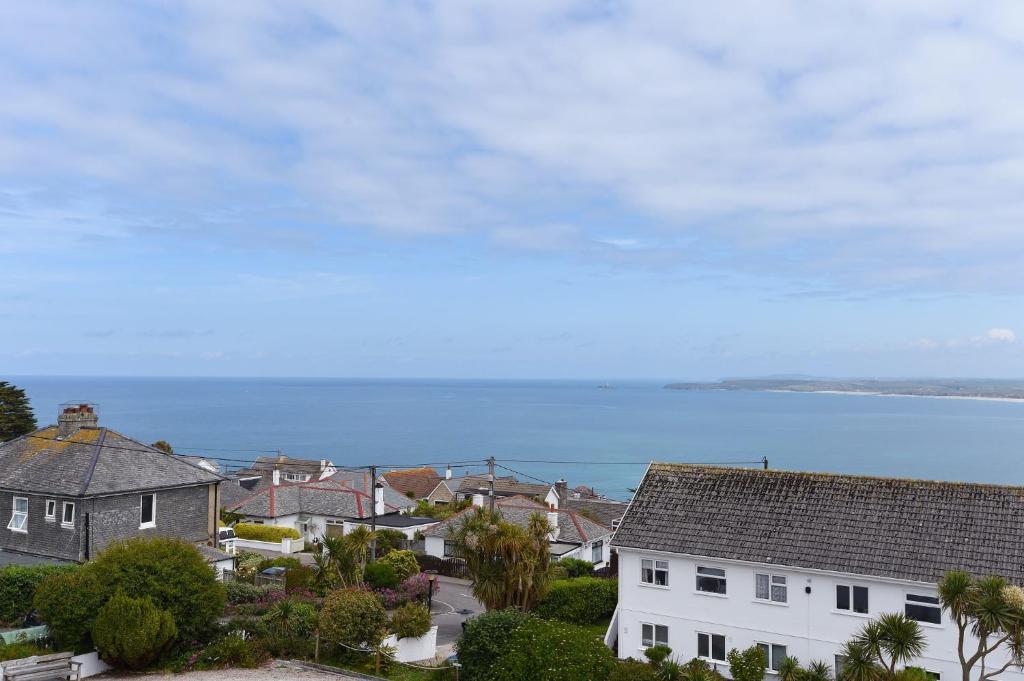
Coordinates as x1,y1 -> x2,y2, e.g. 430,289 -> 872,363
429,576 -> 485,648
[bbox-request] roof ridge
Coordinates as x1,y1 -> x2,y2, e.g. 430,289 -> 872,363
79,428 -> 108,496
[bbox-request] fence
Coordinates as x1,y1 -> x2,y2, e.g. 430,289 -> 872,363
415,554 -> 469,579
593,551 -> 619,578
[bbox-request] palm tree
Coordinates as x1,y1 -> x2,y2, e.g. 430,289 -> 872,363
939,571 -> 1024,681
345,525 -> 376,570
805,660 -> 834,681
778,656 -> 802,681
839,640 -> 883,681
856,613 -> 926,677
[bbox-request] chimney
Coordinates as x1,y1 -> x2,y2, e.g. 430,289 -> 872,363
58,403 -> 98,437
272,469 -> 281,486
320,459 -> 327,469
555,479 -> 568,507
445,464 -> 452,480
547,505 -> 560,541
471,493 -> 484,508
375,483 -> 386,516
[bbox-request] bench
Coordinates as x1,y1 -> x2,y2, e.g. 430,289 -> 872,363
1,652 -> 81,681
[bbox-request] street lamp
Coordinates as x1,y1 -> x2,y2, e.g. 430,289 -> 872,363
426,570 -> 438,612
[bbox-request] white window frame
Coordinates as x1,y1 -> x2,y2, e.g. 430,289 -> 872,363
140,493 -> 156,529
8,496 -> 28,533
44,499 -> 56,521
755,573 -> 788,604
905,593 -> 942,626
922,671 -> 940,681
836,583 -> 869,615
696,565 -> 727,595
757,642 -> 788,672
697,631 -> 727,663
61,501 -> 76,527
640,558 -> 669,587
640,622 -> 669,649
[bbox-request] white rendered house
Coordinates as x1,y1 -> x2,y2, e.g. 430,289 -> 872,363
610,464 -> 1024,681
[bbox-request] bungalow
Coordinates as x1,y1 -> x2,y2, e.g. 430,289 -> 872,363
381,467 -> 443,501
610,463 -> 1024,681
0,404 -> 225,569
235,454 -> 338,483
426,472 -> 559,508
422,495 -> 613,567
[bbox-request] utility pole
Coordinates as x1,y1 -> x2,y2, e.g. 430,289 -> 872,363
487,456 -> 496,514
369,464 -> 377,563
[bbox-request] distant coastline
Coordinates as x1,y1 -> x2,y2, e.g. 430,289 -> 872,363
665,378 -> 1024,402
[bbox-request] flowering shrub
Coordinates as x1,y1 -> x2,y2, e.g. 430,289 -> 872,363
375,573 -> 437,609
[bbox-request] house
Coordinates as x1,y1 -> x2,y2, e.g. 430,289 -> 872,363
551,479 -> 630,528
381,467 -> 443,501
176,455 -> 223,475
0,404 -> 223,565
426,472 -> 559,508
610,463 -> 1024,680
234,454 -> 337,483
225,474 -> 421,543
422,494 -> 613,567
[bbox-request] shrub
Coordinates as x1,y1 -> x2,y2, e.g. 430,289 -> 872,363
256,556 -> 303,574
319,589 -> 389,648
225,581 -> 272,605
285,565 -> 314,591
645,645 -> 673,665
557,558 -> 594,578
728,645 -> 767,681
259,600 -> 319,658
364,562 -> 399,590
195,632 -> 267,669
92,590 -> 177,669
390,603 -> 431,639
0,564 -> 77,625
608,659 -> 657,681
234,523 -> 301,542
535,577 -> 617,624
0,641 -> 51,663
376,528 -> 408,555
379,550 -> 419,582
34,567 -> 108,652
490,618 -> 617,681
89,537 -> 226,642
456,609 -> 534,681
234,551 -> 266,582
401,572 -> 434,603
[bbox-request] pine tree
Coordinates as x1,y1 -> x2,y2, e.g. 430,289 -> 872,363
0,381 -> 37,442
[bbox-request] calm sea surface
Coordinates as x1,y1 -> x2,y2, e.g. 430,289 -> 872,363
12,376 -> 1024,499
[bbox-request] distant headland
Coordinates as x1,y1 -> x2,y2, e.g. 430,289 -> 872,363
663,378 -> 1024,401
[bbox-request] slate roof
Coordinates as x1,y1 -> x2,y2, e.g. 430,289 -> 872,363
330,469 -> 416,510
565,497 -> 630,527
382,467 -> 443,499
614,463 -> 1024,584
448,474 -> 552,498
423,495 -> 613,545
237,455 -> 331,477
227,479 -> 404,519
0,425 -> 223,497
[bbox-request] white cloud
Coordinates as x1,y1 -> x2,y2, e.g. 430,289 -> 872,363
985,328 -> 1016,343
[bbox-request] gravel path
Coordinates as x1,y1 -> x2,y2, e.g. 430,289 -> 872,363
111,660 -> 366,681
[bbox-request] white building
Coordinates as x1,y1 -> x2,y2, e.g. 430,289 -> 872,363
610,463 -> 1024,681
422,494 -> 612,567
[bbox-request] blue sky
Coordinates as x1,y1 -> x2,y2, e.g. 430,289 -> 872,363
3,2 -> 1024,379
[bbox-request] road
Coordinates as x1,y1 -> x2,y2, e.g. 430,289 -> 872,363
429,575 -> 485,649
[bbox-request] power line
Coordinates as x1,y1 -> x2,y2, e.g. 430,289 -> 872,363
494,463 -> 553,487
495,458 -> 766,466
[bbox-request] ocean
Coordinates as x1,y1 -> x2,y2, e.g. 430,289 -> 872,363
12,376 -> 1024,499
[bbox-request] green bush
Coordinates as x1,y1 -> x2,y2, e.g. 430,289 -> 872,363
195,632 -> 267,669
390,603 -> 431,639
456,609 -> 534,681
490,617 -> 617,681
376,528 -> 409,554
259,600 -> 319,658
285,564 -> 314,591
608,659 -> 657,681
535,577 -> 617,624
225,581 -> 269,605
557,558 -> 594,578
728,645 -> 767,681
645,645 -> 673,665
379,550 -> 420,582
234,523 -> 300,542
34,567 -> 108,652
92,590 -> 177,669
0,641 -> 51,663
234,551 -> 266,582
319,589 -> 389,648
0,564 -> 78,625
364,562 -> 400,590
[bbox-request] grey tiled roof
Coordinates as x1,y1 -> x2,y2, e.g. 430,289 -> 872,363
0,426 -> 222,497
423,495 -> 612,545
448,474 -> 552,498
565,497 -> 629,527
227,479 -> 408,519
614,464 -> 1024,584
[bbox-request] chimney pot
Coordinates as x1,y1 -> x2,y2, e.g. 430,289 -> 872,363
374,482 -> 386,515
272,469 -> 281,486
58,403 -> 99,437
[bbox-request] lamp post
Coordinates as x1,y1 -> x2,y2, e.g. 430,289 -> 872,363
426,569 -> 438,612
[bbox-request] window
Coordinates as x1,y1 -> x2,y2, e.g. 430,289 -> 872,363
923,672 -> 940,681
836,584 -> 869,614
757,643 -> 788,672
756,573 -> 788,603
140,493 -> 156,528
696,566 -> 727,594
697,632 -> 726,662
905,594 -> 941,625
443,540 -> 460,558
641,623 -> 669,648
61,502 -> 75,526
835,655 -> 848,680
641,558 -> 669,587
45,500 -> 56,520
592,540 -> 603,564
8,497 -> 28,532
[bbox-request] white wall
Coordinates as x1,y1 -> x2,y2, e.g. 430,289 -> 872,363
614,548 -> 1024,681
425,535 -> 446,558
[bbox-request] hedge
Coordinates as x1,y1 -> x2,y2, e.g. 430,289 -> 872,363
535,577 -> 617,624
490,617 -> 617,681
456,609 -> 535,681
319,589 -> 388,648
0,564 -> 77,625
234,523 -> 300,542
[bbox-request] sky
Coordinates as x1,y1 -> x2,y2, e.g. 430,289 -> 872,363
3,1 -> 1024,380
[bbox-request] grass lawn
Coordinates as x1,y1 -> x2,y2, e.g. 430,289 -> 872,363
582,616 -> 613,638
